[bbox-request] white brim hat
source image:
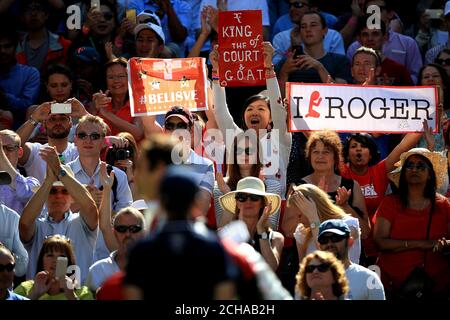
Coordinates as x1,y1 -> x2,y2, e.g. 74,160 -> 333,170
388,147 -> 448,189
219,177 -> 281,216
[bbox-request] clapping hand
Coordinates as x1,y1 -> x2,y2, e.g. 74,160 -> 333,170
256,202 -> 272,234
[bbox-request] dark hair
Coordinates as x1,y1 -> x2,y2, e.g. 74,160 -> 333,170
0,28 -> 19,48
418,63 -> 450,107
44,64 -> 73,83
139,134 -> 175,171
437,48 -> 450,59
240,94 -> 271,130
356,15 -> 386,36
36,235 -> 76,274
20,0 -> 50,13
343,133 -> 381,166
300,11 -> 327,29
226,133 -> 263,191
397,155 -> 436,212
104,57 -> 128,73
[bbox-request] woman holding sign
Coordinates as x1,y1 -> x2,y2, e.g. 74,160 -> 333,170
210,42 -> 292,197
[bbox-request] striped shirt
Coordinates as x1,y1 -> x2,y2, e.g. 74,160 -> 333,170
425,40 -> 450,64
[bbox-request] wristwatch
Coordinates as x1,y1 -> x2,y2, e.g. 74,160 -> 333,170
28,116 -> 39,126
310,221 -> 320,229
257,231 -> 270,240
57,168 -> 67,180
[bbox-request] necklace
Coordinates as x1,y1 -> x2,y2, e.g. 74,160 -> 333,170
409,198 -> 429,211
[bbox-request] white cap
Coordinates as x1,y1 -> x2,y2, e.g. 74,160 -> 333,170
131,199 -> 149,211
445,1 -> 450,16
134,23 -> 165,45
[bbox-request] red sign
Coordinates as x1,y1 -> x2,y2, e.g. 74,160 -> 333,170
128,57 -> 208,116
218,10 -> 265,87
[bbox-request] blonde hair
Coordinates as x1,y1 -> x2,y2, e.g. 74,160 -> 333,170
296,250 -> 349,299
76,114 -> 110,136
287,184 -> 348,250
0,129 -> 21,145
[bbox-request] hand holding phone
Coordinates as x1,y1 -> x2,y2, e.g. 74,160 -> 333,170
55,256 -> 68,280
51,103 -> 72,114
126,9 -> 137,24
292,45 -> 304,59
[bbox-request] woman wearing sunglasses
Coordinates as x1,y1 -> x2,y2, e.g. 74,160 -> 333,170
219,177 -> 284,271
14,235 -> 93,300
374,148 -> 450,299
215,132 -> 282,230
210,42 -> 292,198
296,250 -> 349,300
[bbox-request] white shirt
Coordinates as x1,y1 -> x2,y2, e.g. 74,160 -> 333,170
24,211 -> 97,283
86,251 -> 120,292
182,150 -> 215,194
346,263 -> 385,300
0,204 -> 29,277
23,142 -> 79,183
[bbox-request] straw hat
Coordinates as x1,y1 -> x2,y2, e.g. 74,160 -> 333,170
219,177 -> 281,215
388,148 -> 448,189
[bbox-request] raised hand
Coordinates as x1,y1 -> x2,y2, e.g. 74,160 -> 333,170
422,119 -> 435,151
92,90 -> 111,111
39,146 -> 61,175
263,41 -> 274,69
200,6 -> 212,37
32,102 -> 52,122
335,186 -> 351,206
256,201 -> 272,234
290,190 -> 319,224
317,176 -> 328,192
216,171 -> 231,194
29,271 -> 55,299
100,162 -> 115,190
209,45 -> 220,73
65,97 -> 88,118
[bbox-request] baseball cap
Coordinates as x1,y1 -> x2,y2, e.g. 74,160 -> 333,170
318,219 -> 350,239
164,106 -> 194,126
0,171 -> 11,185
73,47 -> 101,65
134,10 -> 165,44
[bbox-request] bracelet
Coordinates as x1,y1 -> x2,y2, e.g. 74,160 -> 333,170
212,73 -> 220,81
28,116 -> 39,126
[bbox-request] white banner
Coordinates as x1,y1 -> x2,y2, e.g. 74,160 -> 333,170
287,83 -> 439,133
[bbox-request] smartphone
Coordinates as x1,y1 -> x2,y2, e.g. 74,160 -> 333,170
292,45 -> 304,59
51,103 -> 72,114
91,0 -> 101,12
126,9 -> 137,24
425,9 -> 443,20
55,256 -> 68,280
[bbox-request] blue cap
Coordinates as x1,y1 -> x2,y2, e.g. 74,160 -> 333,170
73,47 -> 100,64
318,219 -> 350,239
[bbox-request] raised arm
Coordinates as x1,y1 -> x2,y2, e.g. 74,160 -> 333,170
16,102 -> 51,165
99,162 -> 118,252
141,115 -> 163,139
19,165 -> 55,243
384,132 -> 422,173
209,46 -> 241,136
41,146 -> 98,230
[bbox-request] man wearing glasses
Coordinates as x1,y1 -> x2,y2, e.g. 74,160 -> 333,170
0,244 -> 28,300
162,107 -> 214,217
0,130 -> 39,214
19,146 -> 98,282
87,207 -> 145,293
317,219 -> 385,300
272,0 -> 345,65
67,115 -> 132,262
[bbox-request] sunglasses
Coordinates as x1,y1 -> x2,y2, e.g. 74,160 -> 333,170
165,122 -> 188,131
318,234 -> 348,245
0,263 -> 15,272
76,132 -> 103,141
404,162 -> 430,171
289,1 -> 309,9
49,188 -> 69,195
236,147 -> 256,156
435,58 -> 450,66
114,225 -> 143,233
305,263 -> 331,273
235,192 -> 263,202
2,145 -> 19,152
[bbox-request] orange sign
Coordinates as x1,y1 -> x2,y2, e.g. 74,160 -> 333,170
128,57 -> 208,116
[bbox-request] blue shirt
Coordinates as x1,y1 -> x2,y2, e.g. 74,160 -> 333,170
0,172 -> 40,215
271,12 -> 338,40
4,289 -> 29,300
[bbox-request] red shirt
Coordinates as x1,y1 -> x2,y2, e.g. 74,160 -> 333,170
380,58 -> 414,86
374,194 -> 450,292
100,101 -> 134,136
96,272 -> 125,300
